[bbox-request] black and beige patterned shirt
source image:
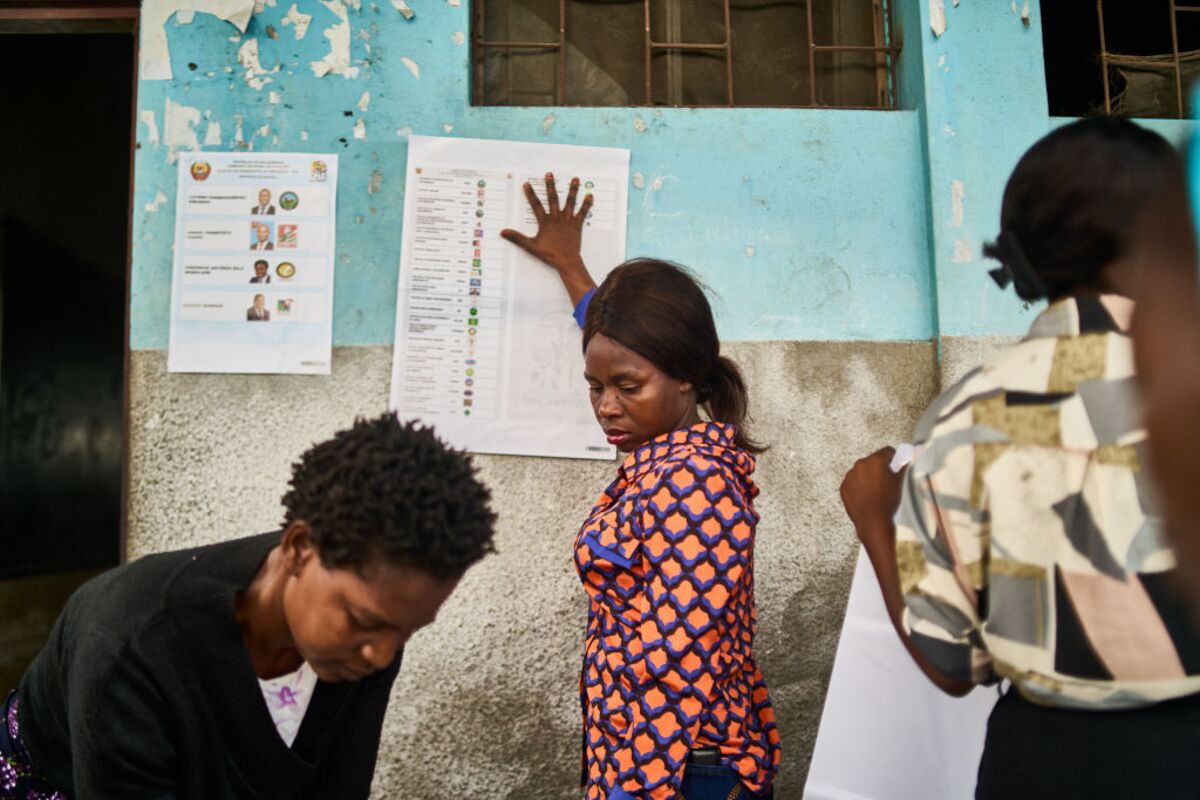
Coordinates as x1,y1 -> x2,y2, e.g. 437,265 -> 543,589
896,294 -> 1200,709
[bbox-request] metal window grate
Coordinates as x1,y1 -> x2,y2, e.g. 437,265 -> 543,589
473,0 -> 898,109
1097,0 -> 1200,118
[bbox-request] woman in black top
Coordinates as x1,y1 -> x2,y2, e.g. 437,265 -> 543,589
2,414 -> 496,799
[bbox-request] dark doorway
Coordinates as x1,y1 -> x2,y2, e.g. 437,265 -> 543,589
0,24 -> 135,690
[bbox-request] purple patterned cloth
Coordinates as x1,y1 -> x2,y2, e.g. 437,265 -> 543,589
0,692 -> 67,800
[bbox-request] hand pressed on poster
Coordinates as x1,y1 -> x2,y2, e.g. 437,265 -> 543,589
500,173 -> 595,307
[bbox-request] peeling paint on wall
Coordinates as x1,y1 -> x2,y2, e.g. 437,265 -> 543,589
745,245 -> 756,258
140,0 -> 255,80
310,0 -> 360,79
951,239 -> 973,263
541,113 -> 556,134
144,190 -> 169,212
132,0 -> 941,355
368,169 -> 383,193
930,0 -> 946,37
950,179 -> 964,228
140,110 -> 160,145
451,31 -> 464,45
281,3 -> 312,38
204,119 -> 222,145
1021,0 -> 1030,25
650,176 -> 666,191
357,90 -> 371,111
237,38 -> 275,90
269,91 -> 282,104
633,115 -> 647,133
400,56 -> 420,79
631,171 -> 645,189
390,0 -> 415,19
163,97 -> 201,152
353,118 -> 367,139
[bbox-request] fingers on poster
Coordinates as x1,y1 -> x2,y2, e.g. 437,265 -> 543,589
168,154 -> 338,374
390,136 -> 630,460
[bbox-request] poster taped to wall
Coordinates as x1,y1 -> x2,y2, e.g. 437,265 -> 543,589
804,548 -> 998,800
167,152 -> 338,374
390,135 -> 630,459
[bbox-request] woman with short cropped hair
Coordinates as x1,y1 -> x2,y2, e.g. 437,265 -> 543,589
1,414 -> 496,799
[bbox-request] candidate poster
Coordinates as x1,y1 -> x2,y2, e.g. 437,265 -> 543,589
167,152 -> 338,374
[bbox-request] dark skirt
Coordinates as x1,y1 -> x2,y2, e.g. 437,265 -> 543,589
0,691 -> 67,800
976,687 -> 1200,799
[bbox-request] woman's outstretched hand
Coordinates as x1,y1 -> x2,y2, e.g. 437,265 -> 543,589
501,171 -> 597,306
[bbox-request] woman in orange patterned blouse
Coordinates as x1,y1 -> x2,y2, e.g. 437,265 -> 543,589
503,174 -> 781,800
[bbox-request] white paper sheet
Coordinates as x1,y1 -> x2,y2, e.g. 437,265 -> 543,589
390,136 -> 630,459
167,153 -> 338,374
804,548 -> 998,800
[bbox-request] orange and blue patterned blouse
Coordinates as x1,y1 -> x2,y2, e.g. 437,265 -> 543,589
575,422 -> 781,799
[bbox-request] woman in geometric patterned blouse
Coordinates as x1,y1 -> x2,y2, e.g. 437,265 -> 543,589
503,175 -> 781,799
841,118 -> 1200,798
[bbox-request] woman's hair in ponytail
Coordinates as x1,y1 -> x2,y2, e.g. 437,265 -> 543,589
984,116 -> 1181,302
582,259 -> 764,453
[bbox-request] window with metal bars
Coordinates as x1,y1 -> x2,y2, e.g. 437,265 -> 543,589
472,0 -> 897,108
1043,0 -> 1200,118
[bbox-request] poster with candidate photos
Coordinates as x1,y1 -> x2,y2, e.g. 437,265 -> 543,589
167,153 -> 338,374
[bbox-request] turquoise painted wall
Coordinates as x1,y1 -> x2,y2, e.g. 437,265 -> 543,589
907,2 -> 1200,339
130,1 -> 1200,351
910,0 -> 1049,339
130,3 -> 933,349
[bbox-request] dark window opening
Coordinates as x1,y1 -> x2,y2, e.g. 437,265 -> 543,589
0,32 -> 133,579
472,0 -> 898,108
1043,0 -> 1200,118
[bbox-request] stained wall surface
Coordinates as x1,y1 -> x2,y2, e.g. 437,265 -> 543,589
128,341 -> 937,796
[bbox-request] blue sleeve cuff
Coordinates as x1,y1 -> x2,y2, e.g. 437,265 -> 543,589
608,788 -> 637,800
573,288 -> 596,329
580,533 -> 635,569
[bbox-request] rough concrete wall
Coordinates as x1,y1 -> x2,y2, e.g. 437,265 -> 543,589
127,338 -> 936,798
937,335 -> 1020,391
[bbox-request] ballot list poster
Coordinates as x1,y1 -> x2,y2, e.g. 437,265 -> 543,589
390,136 -> 630,459
167,153 -> 338,374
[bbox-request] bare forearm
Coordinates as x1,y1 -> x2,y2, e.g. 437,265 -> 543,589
553,256 -> 597,308
859,520 -> 973,697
